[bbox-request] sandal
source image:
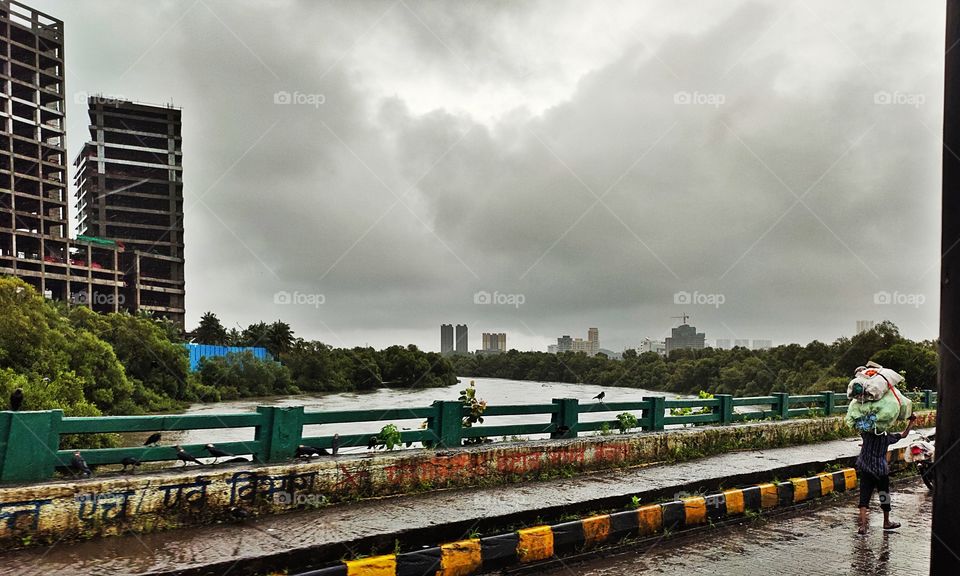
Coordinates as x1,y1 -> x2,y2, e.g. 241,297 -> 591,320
883,522 -> 901,531
857,526 -> 866,535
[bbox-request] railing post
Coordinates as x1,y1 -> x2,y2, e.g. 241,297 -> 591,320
715,394 -> 733,424
0,410 -> 62,482
924,389 -> 934,409
430,400 -> 463,448
643,396 -> 666,431
254,406 -> 304,463
820,391 -> 836,415
550,398 -> 579,439
774,392 -> 791,419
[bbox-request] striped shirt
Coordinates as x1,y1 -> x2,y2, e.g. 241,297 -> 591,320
856,431 -> 901,477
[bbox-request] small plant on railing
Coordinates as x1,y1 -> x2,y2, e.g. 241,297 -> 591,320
599,422 -> 613,436
460,380 -> 489,445
371,424 -> 402,450
616,412 -> 639,434
670,390 -> 715,416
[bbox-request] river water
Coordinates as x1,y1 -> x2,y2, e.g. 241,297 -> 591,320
159,377 -> 676,454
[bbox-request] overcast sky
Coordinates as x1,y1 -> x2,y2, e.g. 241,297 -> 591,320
31,0 -> 946,352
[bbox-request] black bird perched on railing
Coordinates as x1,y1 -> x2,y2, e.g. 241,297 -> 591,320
331,433 -> 340,456
367,435 -> 380,449
70,451 -> 91,477
204,443 -> 233,464
174,445 -> 203,466
121,457 -> 141,473
143,432 -> 161,447
9,388 -> 23,411
593,391 -> 605,402
295,444 -> 328,459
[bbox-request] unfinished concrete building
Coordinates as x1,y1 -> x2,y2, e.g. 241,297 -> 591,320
0,0 -> 125,312
74,98 -> 185,328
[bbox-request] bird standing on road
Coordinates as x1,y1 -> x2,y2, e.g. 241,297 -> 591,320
71,451 -> 91,477
593,391 -> 606,402
144,432 -> 161,446
295,444 -> 328,459
204,443 -> 234,464
174,445 -> 203,466
121,457 -> 141,473
9,388 -> 23,411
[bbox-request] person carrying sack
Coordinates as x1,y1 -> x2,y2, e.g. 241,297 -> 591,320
856,413 -> 917,535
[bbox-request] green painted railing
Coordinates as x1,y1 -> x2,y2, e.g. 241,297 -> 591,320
0,390 -> 938,483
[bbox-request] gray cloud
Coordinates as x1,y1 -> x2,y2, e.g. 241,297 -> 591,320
30,0 -> 944,352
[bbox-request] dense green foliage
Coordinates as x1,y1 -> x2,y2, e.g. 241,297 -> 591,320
449,321 -> 937,396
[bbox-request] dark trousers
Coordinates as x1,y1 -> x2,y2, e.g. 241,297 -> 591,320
859,471 -> 891,512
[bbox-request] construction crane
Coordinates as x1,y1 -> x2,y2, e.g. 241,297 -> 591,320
671,313 -> 690,325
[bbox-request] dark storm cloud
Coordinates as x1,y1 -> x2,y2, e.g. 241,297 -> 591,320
31,0 -> 944,351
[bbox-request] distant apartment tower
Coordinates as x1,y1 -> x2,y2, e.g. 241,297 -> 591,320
455,324 -> 468,354
555,328 -> 600,356
440,323 -> 454,355
856,320 -> 875,334
481,332 -> 506,353
639,337 -> 666,355
752,339 -> 772,350
0,1 -> 126,311
715,339 -> 731,350
664,322 -> 706,355
74,98 -> 185,327
587,327 -> 599,354
556,335 -> 573,352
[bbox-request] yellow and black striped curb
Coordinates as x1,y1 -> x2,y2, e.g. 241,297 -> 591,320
296,468 -> 862,576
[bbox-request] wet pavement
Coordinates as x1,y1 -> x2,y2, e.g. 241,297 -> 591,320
530,476 -> 932,576
1,428 -> 930,576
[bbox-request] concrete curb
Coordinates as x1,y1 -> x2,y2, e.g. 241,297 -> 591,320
295,468 -> 863,576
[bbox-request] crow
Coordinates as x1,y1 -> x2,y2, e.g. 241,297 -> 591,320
9,388 -> 23,411
121,457 -> 141,473
229,506 -> 251,520
143,432 -> 162,447
204,443 -> 233,464
70,451 -> 91,477
174,445 -> 203,466
593,391 -> 605,401
331,433 -> 340,456
295,444 -> 328,459
367,435 -> 380,449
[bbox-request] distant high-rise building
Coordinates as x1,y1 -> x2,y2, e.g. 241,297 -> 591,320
856,320 -> 875,334
75,98 -> 185,327
587,327 -> 599,355
455,324 -> 468,354
665,322 -> 706,355
639,338 -> 666,355
547,344 -> 558,354
752,339 -> 772,350
555,328 -> 600,356
556,335 -> 573,352
734,339 -> 750,348
715,339 -> 731,350
481,332 -> 506,353
440,324 -> 454,355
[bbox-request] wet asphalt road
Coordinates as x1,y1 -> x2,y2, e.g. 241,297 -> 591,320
528,476 -> 932,576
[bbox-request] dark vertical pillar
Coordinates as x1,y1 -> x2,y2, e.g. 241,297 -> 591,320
934,2 -> 960,572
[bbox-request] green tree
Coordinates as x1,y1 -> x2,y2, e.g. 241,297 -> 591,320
193,311 -> 228,345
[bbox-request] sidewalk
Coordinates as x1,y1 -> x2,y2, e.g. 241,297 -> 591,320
531,476 -> 932,576
3,430 -> 928,576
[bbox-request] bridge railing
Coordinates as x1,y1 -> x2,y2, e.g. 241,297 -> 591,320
0,389 -> 938,483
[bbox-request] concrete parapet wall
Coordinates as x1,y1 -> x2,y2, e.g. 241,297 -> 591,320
0,412 -> 934,548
